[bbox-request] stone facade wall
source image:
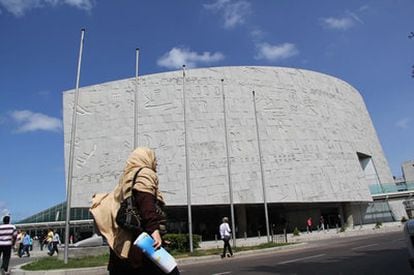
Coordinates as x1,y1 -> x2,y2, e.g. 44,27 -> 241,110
63,66 -> 393,207
402,160 -> 414,182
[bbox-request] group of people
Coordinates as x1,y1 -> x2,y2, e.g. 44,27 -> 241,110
14,230 -> 32,258
0,215 -> 63,275
306,216 -> 327,233
2,147 -> 343,275
15,228 -> 60,257
1,147 -> 236,275
42,229 -> 61,256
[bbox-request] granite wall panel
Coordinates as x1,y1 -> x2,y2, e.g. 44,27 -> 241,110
63,66 -> 393,207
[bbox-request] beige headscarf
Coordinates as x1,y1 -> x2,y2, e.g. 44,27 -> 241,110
90,147 -> 165,260
114,147 -> 165,204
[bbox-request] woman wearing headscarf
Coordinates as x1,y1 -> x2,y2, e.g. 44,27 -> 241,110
98,147 -> 178,274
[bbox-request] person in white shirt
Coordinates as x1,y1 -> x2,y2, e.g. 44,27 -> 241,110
48,231 -> 60,256
0,215 -> 17,274
219,217 -> 233,258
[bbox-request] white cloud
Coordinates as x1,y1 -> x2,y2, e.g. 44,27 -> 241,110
321,17 -> 355,30
250,28 -> 265,41
0,0 -> 35,16
157,47 -> 225,69
321,11 -> 366,31
0,201 -> 9,218
396,117 -> 411,129
203,0 -> 251,29
10,110 -> 62,133
0,0 -> 94,17
255,42 -> 299,62
346,11 -> 363,24
0,114 -> 5,124
64,0 -> 93,10
321,6 -> 367,31
358,5 -> 369,12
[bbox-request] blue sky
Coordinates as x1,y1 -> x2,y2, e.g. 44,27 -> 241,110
0,0 -> 413,221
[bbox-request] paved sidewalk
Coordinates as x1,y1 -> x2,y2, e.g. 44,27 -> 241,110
10,221 -> 405,275
198,221 -> 403,249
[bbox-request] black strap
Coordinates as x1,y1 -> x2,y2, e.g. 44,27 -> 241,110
131,167 -> 158,200
131,167 -> 145,189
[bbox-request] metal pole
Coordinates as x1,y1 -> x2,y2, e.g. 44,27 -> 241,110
182,65 -> 193,252
134,48 -> 140,148
371,159 -> 384,193
64,28 -> 85,264
221,79 -> 236,248
252,91 -> 271,242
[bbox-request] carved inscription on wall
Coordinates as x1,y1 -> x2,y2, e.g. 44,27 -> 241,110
64,67 -> 393,207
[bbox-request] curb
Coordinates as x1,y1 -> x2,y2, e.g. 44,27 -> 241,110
176,242 -> 306,265
10,266 -> 107,275
10,243 -> 306,275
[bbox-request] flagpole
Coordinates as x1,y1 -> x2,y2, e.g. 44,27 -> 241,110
64,28 -> 85,264
252,90 -> 270,242
134,48 -> 140,148
182,65 -> 193,252
221,79 -> 236,248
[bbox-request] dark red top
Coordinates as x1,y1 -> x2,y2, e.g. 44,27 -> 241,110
108,191 -> 165,273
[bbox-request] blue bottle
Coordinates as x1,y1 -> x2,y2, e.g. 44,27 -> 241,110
134,232 -> 177,273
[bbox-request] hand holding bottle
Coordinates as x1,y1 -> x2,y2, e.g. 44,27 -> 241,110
151,229 -> 162,249
134,232 -> 177,273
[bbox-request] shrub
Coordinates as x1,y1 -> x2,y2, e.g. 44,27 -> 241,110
375,221 -> 382,229
163,233 -> 201,252
293,227 -> 300,236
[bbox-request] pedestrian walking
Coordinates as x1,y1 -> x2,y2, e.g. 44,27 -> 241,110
306,217 -> 313,233
91,147 -> 180,274
219,217 -> 233,258
319,216 -> 325,232
48,231 -> 60,256
40,231 -> 48,251
0,215 -> 17,275
20,232 -> 31,257
45,229 -> 53,255
14,230 -> 23,256
29,235 -> 33,251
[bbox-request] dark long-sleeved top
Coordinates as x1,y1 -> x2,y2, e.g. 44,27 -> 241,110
108,191 -> 165,274
134,190 -> 164,234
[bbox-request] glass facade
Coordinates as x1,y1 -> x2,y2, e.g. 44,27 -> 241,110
16,202 -> 92,224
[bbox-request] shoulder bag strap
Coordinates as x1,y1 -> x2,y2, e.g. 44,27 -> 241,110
131,167 -> 159,199
131,167 -> 145,189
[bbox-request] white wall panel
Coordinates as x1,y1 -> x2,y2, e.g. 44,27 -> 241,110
63,66 -> 393,207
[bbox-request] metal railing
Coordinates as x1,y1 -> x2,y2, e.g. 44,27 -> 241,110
369,182 -> 414,195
